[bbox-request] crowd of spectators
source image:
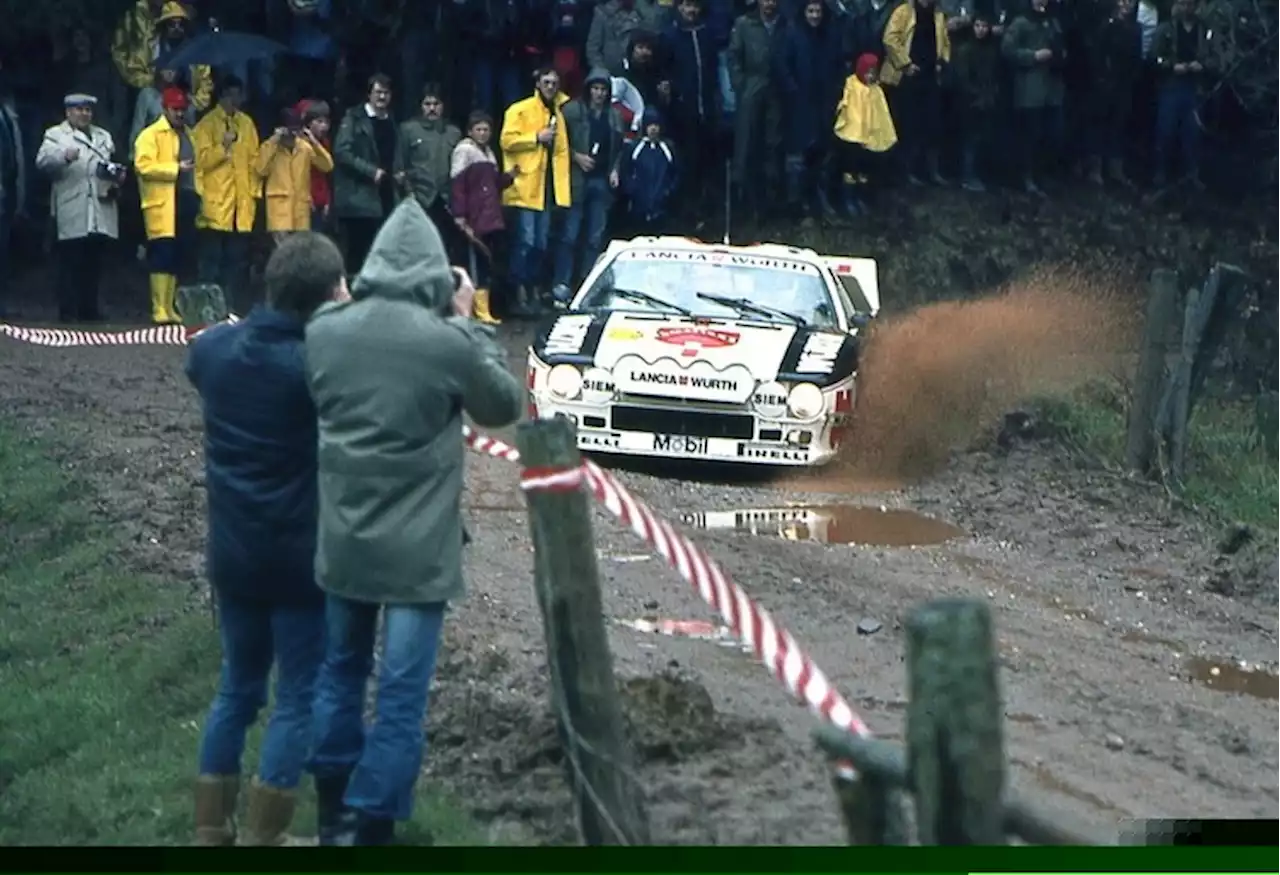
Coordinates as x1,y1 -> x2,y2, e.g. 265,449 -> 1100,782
0,0 -> 1217,323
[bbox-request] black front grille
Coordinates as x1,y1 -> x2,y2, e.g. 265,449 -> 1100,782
611,405 -> 755,439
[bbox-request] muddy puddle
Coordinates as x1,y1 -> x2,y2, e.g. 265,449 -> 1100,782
1185,657 -> 1279,700
678,504 -> 965,547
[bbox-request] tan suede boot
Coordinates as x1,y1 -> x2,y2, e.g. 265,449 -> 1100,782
240,778 -> 315,846
193,774 -> 240,846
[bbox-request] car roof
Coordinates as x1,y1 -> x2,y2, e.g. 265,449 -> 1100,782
599,235 -> 827,265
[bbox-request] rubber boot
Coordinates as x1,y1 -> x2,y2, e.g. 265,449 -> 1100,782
193,774 -> 240,846
315,772 -> 356,847
240,778 -> 314,846
473,288 -> 501,325
150,274 -> 172,324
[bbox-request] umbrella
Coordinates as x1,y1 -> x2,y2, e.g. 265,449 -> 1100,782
158,31 -> 288,70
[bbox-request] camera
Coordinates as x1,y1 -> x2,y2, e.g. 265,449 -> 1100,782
96,160 -> 126,180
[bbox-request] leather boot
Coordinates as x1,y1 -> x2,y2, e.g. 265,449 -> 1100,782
1107,157 -> 1133,188
240,778 -> 313,846
193,774 -> 239,846
473,288 -> 501,325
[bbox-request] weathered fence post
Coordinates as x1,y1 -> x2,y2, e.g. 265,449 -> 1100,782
827,737 -> 909,844
1126,269 -> 1182,474
516,415 -> 651,846
905,598 -> 1005,844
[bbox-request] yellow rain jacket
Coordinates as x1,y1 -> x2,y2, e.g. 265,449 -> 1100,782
193,106 -> 261,233
134,114 -> 195,240
880,3 -> 950,87
499,91 -> 572,212
112,0 -> 213,110
255,135 -> 335,232
833,76 -> 898,153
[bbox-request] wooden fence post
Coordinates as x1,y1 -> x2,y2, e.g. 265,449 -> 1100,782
1126,269 -> 1181,474
516,415 -> 651,846
832,768 -> 908,844
905,598 -> 1005,844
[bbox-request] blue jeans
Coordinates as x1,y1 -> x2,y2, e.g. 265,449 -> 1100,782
197,593 -> 327,788
1155,80 -> 1200,177
509,207 -> 554,288
309,595 -> 447,821
553,175 -> 612,292
473,55 -> 523,122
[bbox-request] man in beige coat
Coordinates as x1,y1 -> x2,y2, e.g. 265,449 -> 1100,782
35,93 -> 126,323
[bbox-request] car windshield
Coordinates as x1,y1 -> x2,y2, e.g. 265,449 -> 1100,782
577,249 -> 840,328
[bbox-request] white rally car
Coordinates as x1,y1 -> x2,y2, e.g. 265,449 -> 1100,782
525,236 -> 880,467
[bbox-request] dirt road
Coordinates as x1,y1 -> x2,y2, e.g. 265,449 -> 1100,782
0,315 -> 1274,845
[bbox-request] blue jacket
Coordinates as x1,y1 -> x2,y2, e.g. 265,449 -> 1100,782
660,19 -> 723,126
185,307 -> 324,607
620,128 -> 678,221
774,13 -> 846,154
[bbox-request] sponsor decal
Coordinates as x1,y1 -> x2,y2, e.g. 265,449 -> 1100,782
613,354 -> 755,404
630,370 -> 739,393
544,314 -> 594,356
751,380 -> 788,419
655,326 -> 740,358
581,432 -> 622,450
834,387 -> 853,413
736,444 -> 810,463
606,326 -> 644,341
653,434 -> 710,455
796,333 -> 843,374
619,248 -> 822,275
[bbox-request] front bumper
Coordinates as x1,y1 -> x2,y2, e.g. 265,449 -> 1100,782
530,396 -> 840,466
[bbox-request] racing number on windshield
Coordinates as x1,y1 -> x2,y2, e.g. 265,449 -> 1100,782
653,434 -> 709,455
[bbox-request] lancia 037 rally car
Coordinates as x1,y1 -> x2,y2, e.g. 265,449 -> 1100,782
525,236 -> 880,467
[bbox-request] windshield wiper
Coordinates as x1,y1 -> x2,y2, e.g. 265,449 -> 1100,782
612,288 -> 692,316
695,292 -> 804,326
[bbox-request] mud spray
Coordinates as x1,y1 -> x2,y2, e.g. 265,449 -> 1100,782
797,269 -> 1141,490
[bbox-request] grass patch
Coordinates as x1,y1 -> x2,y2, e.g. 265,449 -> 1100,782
1033,379 -> 1278,529
0,424 -> 487,846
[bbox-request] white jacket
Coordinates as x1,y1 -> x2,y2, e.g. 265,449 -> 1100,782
35,121 -> 121,241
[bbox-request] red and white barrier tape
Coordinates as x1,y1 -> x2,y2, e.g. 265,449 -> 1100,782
1,320 -> 873,758
485,425 -> 873,748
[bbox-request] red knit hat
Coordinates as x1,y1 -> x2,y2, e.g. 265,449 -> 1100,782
855,53 -> 880,82
161,86 -> 189,110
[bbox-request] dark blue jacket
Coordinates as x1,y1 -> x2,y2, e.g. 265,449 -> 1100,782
774,13 -> 846,154
660,19 -> 723,127
185,307 -> 323,607
620,126 -> 678,221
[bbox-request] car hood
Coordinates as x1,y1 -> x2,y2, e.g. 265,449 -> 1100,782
532,311 -> 858,399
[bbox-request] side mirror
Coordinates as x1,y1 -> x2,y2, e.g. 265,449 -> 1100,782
850,313 -> 870,329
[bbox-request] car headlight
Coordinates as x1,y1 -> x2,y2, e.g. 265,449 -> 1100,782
787,382 -> 825,421
546,364 -> 583,400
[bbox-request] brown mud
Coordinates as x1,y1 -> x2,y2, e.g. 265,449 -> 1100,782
0,185 -> 1276,843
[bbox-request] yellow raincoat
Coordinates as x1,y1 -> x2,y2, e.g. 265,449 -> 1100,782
133,114 -> 195,240
111,0 -> 213,110
193,106 -> 261,232
833,76 -> 898,153
255,135 -> 335,232
880,3 -> 950,87
499,92 -> 572,212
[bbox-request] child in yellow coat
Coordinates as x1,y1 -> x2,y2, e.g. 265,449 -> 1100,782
254,108 -> 335,239
832,53 -> 898,217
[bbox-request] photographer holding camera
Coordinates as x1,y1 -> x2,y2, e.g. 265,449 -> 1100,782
35,93 -> 127,323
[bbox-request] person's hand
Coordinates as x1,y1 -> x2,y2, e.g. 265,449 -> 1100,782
451,266 -> 476,318
1188,60 -> 1203,72
574,152 -> 595,172
63,147 -> 79,162
536,127 -> 555,145
179,158 -> 195,171
333,276 -> 351,303
373,167 -> 387,183
906,63 -> 920,76
608,169 -> 619,189
222,130 -> 236,148
1034,48 -> 1053,62
1173,62 -> 1187,73
394,170 -> 407,184
322,203 -> 331,218
273,126 -> 289,139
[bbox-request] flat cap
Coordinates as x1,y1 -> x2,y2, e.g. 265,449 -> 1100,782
64,93 -> 98,108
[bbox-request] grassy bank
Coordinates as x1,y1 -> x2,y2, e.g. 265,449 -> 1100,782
1034,380 -> 1278,530
0,424 -> 484,846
